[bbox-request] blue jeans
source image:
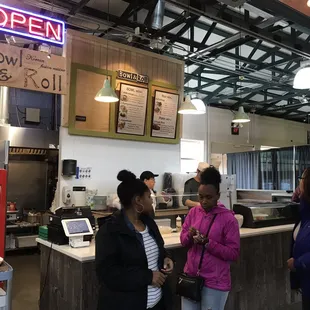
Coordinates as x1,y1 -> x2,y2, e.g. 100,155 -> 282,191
182,287 -> 229,310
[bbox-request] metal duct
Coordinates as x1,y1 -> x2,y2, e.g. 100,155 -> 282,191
219,0 -> 247,8
0,87 -> 9,126
151,0 -> 165,30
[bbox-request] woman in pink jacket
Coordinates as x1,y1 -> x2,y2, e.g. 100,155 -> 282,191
180,167 -> 240,310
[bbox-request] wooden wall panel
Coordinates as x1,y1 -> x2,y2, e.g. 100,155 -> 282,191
74,69 -> 110,132
63,30 -> 184,127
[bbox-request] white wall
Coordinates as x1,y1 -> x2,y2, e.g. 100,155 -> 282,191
58,127 -> 180,200
183,107 -> 310,154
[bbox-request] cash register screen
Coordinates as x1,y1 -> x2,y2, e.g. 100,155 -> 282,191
66,220 -> 90,235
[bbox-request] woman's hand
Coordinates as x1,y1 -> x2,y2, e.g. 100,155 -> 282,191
152,271 -> 167,287
287,258 -> 295,271
162,257 -> 174,274
193,233 -> 208,245
189,227 -> 198,237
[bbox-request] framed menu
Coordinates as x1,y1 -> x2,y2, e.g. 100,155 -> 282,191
151,90 -> 179,139
116,83 -> 148,136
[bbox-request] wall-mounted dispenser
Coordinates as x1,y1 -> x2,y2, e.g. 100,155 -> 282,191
62,186 -> 72,206
62,159 -> 77,176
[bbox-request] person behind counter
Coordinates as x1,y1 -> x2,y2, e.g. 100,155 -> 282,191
182,162 -> 209,208
96,170 -> 174,310
288,168 -> 310,310
113,170 -> 158,216
180,167 -> 240,310
140,171 -> 158,213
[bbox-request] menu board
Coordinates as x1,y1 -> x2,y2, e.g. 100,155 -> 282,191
116,83 -> 148,136
151,90 -> 179,139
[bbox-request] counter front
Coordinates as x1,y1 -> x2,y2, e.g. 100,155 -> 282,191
37,224 -> 301,310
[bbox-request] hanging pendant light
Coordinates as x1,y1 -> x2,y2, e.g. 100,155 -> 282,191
178,95 -> 203,115
293,60 -> 310,90
293,67 -> 310,90
232,106 -> 250,123
191,94 -> 206,114
95,79 -> 119,102
94,0 -> 119,103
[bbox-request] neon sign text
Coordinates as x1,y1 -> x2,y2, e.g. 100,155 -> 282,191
0,4 -> 65,45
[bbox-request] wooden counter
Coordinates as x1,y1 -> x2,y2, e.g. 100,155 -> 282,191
92,207 -> 189,219
37,225 -> 301,310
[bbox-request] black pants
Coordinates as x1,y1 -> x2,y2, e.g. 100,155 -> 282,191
150,299 -> 165,310
302,295 -> 310,310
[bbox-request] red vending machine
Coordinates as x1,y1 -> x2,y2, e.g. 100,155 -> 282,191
0,169 -> 7,258
0,140 -> 9,258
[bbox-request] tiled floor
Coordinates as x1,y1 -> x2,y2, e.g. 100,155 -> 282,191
6,253 -> 40,310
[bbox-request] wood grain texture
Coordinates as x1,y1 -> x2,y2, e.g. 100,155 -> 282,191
280,0 -> 310,16
75,69 -> 110,132
40,231 -> 301,310
63,30 -> 184,128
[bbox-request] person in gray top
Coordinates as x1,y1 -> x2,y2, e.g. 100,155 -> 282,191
182,162 -> 209,208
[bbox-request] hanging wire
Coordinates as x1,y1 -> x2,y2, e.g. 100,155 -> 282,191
106,0 -> 110,72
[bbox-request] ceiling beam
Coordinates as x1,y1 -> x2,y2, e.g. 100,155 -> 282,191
256,90 -> 310,113
166,0 -> 310,58
205,85 -> 227,101
68,0 -> 91,15
164,9 -> 295,61
155,14 -> 187,38
249,0 -> 310,35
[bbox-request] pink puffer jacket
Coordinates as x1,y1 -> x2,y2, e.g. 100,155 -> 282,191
180,204 -> 240,292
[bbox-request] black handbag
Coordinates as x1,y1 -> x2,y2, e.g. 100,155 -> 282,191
176,214 -> 217,302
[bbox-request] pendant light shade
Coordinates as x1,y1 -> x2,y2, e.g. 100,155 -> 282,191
178,95 -> 204,115
293,67 -> 310,90
232,106 -> 250,123
191,95 -> 206,114
95,79 -> 119,103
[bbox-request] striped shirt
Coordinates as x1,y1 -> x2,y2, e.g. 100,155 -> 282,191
140,226 -> 162,309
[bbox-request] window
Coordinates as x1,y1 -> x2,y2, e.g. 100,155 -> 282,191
180,139 -> 204,173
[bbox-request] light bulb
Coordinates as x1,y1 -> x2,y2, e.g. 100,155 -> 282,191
308,0 -> 310,7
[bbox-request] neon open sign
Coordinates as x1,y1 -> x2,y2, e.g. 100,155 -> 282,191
0,4 -> 65,46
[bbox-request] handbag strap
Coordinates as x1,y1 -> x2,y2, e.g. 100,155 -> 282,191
197,214 -> 217,275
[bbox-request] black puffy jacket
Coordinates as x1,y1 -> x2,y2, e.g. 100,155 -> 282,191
95,210 -> 172,310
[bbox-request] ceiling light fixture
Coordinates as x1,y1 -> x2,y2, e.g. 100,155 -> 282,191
178,95 -> 205,115
191,94 -> 206,114
232,106 -> 250,123
293,63 -> 310,89
95,0 -> 119,103
307,0 -> 310,7
95,79 -> 119,103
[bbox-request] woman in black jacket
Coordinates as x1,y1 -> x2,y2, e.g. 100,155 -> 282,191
288,169 -> 310,309
96,170 -> 174,310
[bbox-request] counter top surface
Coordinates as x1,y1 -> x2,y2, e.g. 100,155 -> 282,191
36,224 -> 294,262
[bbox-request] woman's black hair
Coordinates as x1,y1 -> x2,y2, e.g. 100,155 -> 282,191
200,166 -> 221,193
117,170 -> 149,208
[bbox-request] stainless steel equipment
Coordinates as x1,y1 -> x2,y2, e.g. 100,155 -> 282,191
271,192 -> 293,203
6,211 -> 17,222
233,202 -> 299,228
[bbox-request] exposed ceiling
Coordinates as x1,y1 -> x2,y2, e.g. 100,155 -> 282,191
6,0 -> 310,123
